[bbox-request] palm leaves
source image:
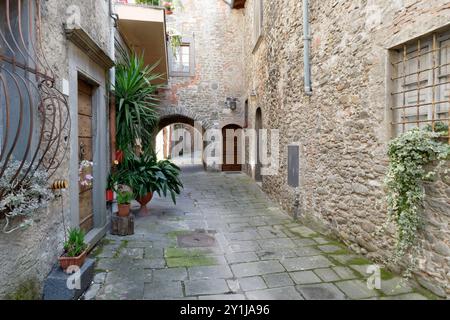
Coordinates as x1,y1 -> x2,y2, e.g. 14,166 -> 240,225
114,54 -> 161,153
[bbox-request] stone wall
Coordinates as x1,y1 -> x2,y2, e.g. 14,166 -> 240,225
159,0 -> 246,132
239,0 -> 450,297
0,0 -> 112,299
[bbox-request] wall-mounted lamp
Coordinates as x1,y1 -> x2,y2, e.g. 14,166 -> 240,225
225,97 -> 238,111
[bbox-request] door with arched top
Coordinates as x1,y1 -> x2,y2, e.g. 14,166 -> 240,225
222,124 -> 242,172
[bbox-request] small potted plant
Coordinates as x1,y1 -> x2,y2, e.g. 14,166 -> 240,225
106,170 -> 119,202
163,1 -> 174,14
59,228 -> 88,272
117,191 -> 133,217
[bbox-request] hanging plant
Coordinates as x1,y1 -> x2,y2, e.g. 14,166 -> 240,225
167,28 -> 182,58
384,126 -> 450,268
0,161 -> 55,234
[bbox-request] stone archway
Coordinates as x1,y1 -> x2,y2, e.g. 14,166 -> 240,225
157,107 -> 213,132
157,107 -> 211,169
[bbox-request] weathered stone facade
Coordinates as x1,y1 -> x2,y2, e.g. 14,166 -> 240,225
238,0 -> 450,297
159,0 -> 246,132
0,0 -> 113,298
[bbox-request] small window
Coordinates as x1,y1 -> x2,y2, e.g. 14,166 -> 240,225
391,30 -> 450,142
169,37 -> 195,77
172,44 -> 190,73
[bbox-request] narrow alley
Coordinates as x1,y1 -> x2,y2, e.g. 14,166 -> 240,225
90,166 -> 432,300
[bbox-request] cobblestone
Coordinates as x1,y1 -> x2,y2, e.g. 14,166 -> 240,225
91,166 -> 433,300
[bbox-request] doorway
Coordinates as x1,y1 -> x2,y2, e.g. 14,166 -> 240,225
78,79 -> 94,233
255,108 -> 262,181
222,124 -> 242,172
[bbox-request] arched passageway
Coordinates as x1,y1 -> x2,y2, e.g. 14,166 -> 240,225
156,114 -> 205,168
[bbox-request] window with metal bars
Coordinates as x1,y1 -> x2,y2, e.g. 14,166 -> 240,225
391,31 -> 450,142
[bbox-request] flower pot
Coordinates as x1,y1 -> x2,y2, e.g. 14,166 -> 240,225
106,190 -> 114,202
58,250 -> 87,272
137,192 -> 153,216
118,203 -> 131,217
165,9 -> 173,15
115,150 -> 124,163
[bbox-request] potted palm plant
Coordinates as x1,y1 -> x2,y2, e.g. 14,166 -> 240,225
117,191 -> 133,217
59,228 -> 88,272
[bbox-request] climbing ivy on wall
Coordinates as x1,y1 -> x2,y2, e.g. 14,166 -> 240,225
385,127 -> 449,267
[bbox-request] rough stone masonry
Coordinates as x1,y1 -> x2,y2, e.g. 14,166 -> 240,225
0,0 -> 113,298
240,0 -> 450,297
157,0 -> 450,297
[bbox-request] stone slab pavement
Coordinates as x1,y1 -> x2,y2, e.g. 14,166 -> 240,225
85,165 -> 435,300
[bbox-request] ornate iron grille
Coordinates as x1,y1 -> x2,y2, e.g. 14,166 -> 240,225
0,0 -> 70,194
391,31 -> 450,143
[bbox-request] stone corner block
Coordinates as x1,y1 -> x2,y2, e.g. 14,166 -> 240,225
43,259 -> 95,300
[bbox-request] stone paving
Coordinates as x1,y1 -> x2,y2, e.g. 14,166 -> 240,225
87,165 -> 434,300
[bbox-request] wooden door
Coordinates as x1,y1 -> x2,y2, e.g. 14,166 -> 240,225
222,125 -> 242,172
255,108 -> 262,181
78,79 -> 94,233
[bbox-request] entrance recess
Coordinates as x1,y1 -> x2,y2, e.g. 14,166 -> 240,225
222,124 -> 242,172
255,108 -> 262,181
78,79 -> 94,233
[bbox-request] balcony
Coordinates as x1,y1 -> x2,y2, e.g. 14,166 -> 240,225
115,1 -> 169,84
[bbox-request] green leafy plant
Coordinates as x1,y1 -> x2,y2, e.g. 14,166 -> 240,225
136,0 -> 162,5
155,159 -> 183,204
115,151 -> 183,203
170,34 -> 182,58
425,121 -> 449,137
114,53 -> 161,154
117,191 -> 134,205
64,228 -> 88,258
385,128 -> 450,266
135,0 -> 184,11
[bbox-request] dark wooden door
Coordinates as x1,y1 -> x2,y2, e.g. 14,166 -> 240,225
222,124 -> 242,172
255,108 -> 263,181
78,79 -> 94,233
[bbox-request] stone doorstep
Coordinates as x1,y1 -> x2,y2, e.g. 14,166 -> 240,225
43,259 -> 95,300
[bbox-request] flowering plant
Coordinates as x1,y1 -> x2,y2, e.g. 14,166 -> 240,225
79,160 -> 94,187
162,1 -> 174,11
0,161 -> 54,233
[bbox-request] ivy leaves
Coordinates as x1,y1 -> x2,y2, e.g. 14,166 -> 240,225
385,129 -> 450,262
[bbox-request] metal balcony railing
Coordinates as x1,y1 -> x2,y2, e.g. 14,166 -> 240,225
0,0 -> 71,193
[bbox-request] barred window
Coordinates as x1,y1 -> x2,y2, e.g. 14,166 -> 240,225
391,31 -> 450,142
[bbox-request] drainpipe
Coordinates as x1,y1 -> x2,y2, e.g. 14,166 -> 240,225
303,0 -> 313,96
109,0 -> 117,89
109,0 -> 117,167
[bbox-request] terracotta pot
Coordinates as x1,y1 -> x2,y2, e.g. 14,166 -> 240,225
137,192 -> 153,216
106,190 -> 114,202
58,250 -> 87,272
165,9 -> 173,15
137,192 -> 153,207
118,203 -> 131,217
115,150 -> 124,163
